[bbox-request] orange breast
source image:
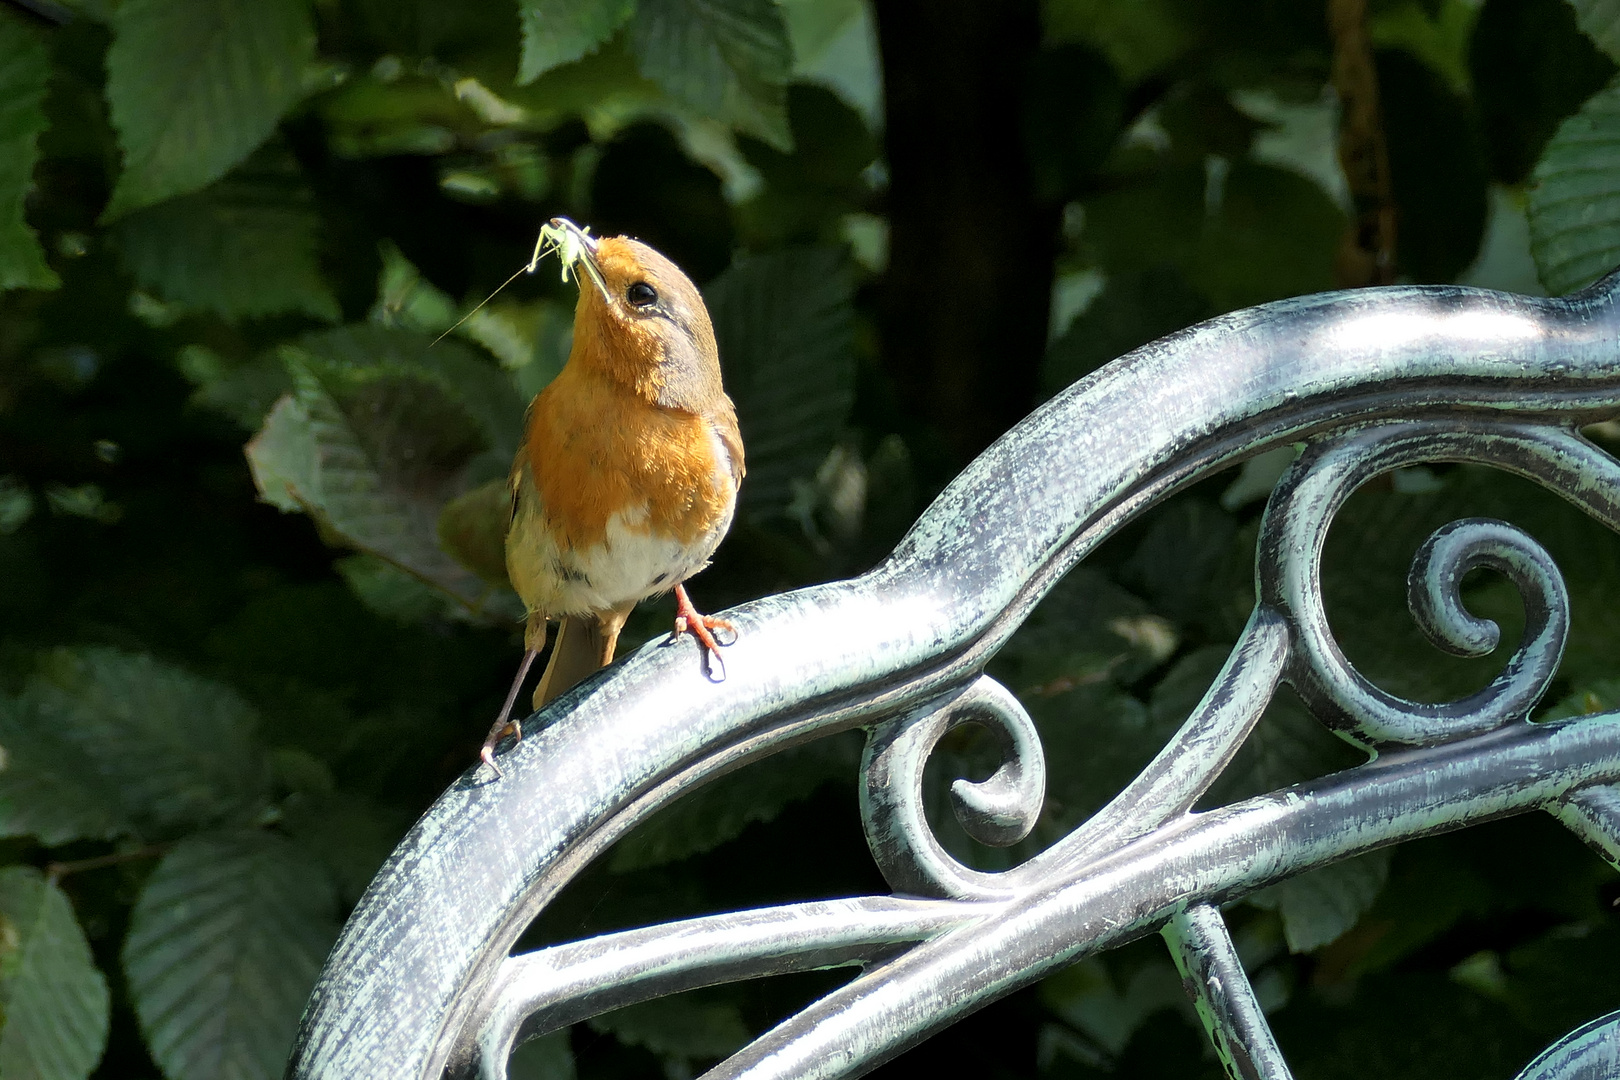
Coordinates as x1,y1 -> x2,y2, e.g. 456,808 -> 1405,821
522,363 -> 732,554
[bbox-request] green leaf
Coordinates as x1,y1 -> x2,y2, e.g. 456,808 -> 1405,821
706,247 -> 856,520
438,477 -> 513,588
1081,162 -> 1342,314
177,344 -> 295,431
1529,77 -> 1620,294
1566,0 -> 1620,64
280,790 -> 411,905
0,648 -> 270,844
0,867 -> 110,1080
628,0 -> 793,148
609,735 -> 857,871
1469,0 -> 1615,183
244,328 -> 526,617
518,0 -> 639,82
1038,956 -> 1189,1057
110,157 -> 340,323
1040,265 -> 1210,399
103,0 -> 317,218
0,10 -> 58,292
123,831 -> 340,1080
1041,0 -> 1195,83
507,1031 -> 577,1080
1250,849 -> 1392,953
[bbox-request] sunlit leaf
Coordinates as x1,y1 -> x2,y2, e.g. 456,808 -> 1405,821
245,328 -> 526,617
706,246 -> 856,520
0,10 -> 58,292
111,157 -> 339,323
0,648 -> 270,844
124,831 -> 339,1080
628,0 -> 793,148
518,0 -> 639,82
0,867 -> 110,1080
1528,78 -> 1620,293
103,0 -> 316,218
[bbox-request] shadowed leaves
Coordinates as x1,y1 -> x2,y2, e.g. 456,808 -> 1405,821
0,867 -> 110,1080
123,831 -> 341,1080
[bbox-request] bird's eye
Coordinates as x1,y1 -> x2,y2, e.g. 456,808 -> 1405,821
627,282 -> 658,307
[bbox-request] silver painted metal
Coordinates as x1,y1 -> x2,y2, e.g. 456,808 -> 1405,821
1164,904 -> 1293,1080
1513,1010 -> 1620,1080
287,271 -> 1620,1080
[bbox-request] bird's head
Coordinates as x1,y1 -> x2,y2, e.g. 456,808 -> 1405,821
546,218 -> 722,411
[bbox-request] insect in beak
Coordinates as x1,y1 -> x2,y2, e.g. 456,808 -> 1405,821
535,217 -> 612,305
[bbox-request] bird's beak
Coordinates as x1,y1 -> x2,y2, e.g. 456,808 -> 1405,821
547,217 -> 612,305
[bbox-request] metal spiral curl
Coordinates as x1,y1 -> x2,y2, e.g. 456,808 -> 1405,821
1260,423 -> 1573,748
860,675 -> 1045,900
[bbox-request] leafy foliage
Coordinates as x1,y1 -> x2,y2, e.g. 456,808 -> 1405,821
0,10 -> 58,292
102,0 -> 317,218
123,831 -> 340,1080
0,868 -> 110,1080
4,0 -> 1620,1078
1528,78 -> 1620,294
0,647 -> 269,844
110,156 -> 341,323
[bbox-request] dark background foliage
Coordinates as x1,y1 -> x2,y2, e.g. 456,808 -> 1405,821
2,0 -> 1620,1077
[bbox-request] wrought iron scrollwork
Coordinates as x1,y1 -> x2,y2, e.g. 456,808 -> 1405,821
287,273 -> 1620,1080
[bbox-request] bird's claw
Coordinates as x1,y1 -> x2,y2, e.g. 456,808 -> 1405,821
478,718 -> 521,779
671,587 -> 736,683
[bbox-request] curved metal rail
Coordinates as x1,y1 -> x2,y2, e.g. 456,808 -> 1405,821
286,272 -> 1620,1080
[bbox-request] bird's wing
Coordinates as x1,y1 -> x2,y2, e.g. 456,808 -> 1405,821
711,392 -> 745,487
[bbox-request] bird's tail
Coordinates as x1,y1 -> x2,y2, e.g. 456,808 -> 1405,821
532,608 -> 629,709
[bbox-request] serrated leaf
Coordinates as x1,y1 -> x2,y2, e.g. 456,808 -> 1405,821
0,648 -> 270,844
103,0 -> 317,218
609,735 -> 856,871
0,11 -> 58,292
124,831 -> 340,1080
110,158 -> 339,322
628,0 -> 793,147
705,247 -> 855,519
1567,0 -> 1620,64
0,867 -> 110,1080
518,0 -> 639,82
0,693 -> 124,846
1251,849 -> 1392,953
244,329 -> 526,617
1529,78 -> 1620,294
589,993 -> 750,1060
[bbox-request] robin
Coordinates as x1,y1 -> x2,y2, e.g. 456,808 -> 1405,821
479,218 -> 743,774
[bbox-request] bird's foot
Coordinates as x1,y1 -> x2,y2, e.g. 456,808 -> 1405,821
478,720 -> 521,779
479,646 -> 540,779
672,584 -> 736,682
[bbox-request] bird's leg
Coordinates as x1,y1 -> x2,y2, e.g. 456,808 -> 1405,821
671,583 -> 736,682
479,647 -> 537,777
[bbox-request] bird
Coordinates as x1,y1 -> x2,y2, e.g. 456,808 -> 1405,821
479,218 -> 743,774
